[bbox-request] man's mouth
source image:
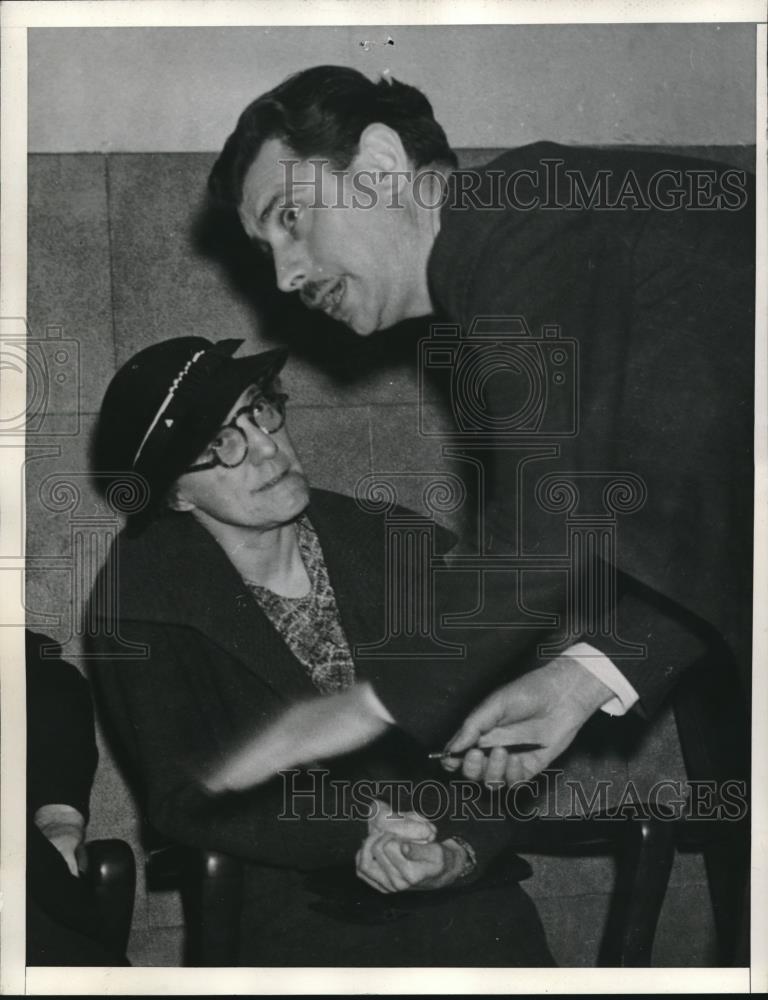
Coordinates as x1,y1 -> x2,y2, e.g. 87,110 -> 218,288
306,278 -> 346,319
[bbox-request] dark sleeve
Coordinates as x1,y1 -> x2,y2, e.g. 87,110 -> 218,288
26,631 -> 98,820
598,575 -> 713,718
371,582 -> 714,746
355,524 -> 546,745
88,622 -> 367,870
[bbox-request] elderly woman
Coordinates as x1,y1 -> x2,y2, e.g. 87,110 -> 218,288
87,336 -> 553,967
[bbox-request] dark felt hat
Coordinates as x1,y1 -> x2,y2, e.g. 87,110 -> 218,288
94,337 -> 288,508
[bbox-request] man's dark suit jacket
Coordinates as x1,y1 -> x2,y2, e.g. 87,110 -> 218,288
365,143 -> 754,739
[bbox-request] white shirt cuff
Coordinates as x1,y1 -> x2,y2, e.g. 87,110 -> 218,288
564,642 -> 640,716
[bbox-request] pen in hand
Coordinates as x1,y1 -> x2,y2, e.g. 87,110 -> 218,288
428,742 -> 544,761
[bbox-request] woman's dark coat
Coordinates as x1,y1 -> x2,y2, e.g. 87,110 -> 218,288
87,489 -> 552,966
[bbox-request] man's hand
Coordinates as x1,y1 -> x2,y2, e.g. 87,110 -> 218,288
34,804 -> 87,877
441,657 -> 614,785
205,682 -> 393,792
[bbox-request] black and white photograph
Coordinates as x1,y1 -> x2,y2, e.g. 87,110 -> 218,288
1,1 -> 765,993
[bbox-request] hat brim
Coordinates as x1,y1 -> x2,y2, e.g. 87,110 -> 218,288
140,344 -> 289,504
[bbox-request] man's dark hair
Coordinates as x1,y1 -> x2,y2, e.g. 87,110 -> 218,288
208,65 -> 457,208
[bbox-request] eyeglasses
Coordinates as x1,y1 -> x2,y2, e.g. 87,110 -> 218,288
186,393 -> 288,473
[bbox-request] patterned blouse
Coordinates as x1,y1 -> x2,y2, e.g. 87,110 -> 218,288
243,517 -> 356,694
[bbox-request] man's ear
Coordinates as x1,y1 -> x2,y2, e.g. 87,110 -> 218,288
354,123 -> 411,176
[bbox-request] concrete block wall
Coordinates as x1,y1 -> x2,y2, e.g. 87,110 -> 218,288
26,146 -> 752,966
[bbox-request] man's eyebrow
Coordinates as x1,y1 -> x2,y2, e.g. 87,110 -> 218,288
259,193 -> 281,227
245,193 -> 281,254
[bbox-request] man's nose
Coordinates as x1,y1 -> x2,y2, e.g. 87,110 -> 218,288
273,244 -> 308,293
